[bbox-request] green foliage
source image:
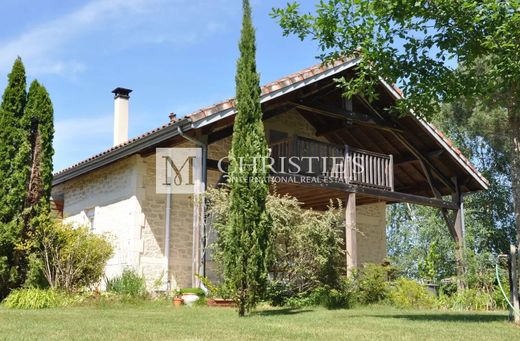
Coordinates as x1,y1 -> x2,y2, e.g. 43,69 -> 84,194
356,264 -> 392,305
0,59 -> 55,299
272,1 -> 520,118
106,269 -> 147,298
2,288 -> 83,309
0,58 -> 28,298
179,287 -> 206,297
207,189 -> 345,302
418,242 -> 442,284
224,0 -> 271,316
437,289 -> 496,311
37,220 -> 113,290
389,278 -> 436,309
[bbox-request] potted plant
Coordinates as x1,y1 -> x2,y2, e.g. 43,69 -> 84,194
196,275 -> 235,308
172,292 -> 184,307
179,288 -> 205,306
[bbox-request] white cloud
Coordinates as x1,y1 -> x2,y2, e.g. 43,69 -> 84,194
0,0 -> 233,76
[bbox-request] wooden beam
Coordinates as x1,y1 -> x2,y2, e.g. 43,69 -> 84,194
272,173 -> 458,210
345,192 -> 357,274
290,101 -> 403,133
356,95 -> 456,193
395,150 -> 444,166
207,103 -> 297,144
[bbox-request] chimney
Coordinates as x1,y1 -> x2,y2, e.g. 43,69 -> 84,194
112,87 -> 132,146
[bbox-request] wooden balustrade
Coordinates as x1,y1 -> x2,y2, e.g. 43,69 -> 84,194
269,137 -> 394,191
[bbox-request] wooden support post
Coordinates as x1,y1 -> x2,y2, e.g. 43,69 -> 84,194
453,202 -> 465,289
511,245 -> 520,324
345,192 -> 357,275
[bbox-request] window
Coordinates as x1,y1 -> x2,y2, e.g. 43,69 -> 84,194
85,208 -> 96,230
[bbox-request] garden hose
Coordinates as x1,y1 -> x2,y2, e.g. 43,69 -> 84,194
495,255 -> 520,315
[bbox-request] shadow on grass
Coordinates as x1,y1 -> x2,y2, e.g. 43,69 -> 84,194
372,313 -> 508,323
252,308 -> 313,316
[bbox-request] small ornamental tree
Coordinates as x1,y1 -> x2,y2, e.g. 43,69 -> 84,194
224,0 -> 272,316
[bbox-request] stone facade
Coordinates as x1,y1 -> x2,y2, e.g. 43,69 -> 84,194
52,109 -> 388,291
355,202 -> 387,266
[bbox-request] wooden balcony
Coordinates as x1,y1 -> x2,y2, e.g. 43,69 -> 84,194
269,137 -> 394,191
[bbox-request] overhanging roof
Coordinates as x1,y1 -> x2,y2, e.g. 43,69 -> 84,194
53,57 -> 488,191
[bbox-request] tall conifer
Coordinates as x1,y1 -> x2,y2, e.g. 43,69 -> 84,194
0,58 -> 28,297
224,0 -> 271,316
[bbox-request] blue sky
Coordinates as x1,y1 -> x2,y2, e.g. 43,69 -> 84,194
0,0 -> 320,171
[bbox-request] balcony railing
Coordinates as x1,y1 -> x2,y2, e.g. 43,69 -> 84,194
269,136 -> 394,191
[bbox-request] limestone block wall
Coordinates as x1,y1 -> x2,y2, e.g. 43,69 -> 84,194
52,155 -> 145,284
137,141 -> 197,289
355,202 -> 387,266
264,109 -> 329,142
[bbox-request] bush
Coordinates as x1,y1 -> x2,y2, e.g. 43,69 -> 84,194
106,269 -> 146,298
266,280 -> 295,306
356,264 -> 391,305
389,278 -> 435,309
437,288 -> 496,311
2,288 -> 84,309
37,220 -> 113,290
179,287 -> 206,297
207,189 -> 345,298
285,278 -> 356,309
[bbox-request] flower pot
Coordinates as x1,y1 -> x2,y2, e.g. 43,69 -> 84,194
173,297 -> 184,307
207,298 -> 235,307
181,293 -> 200,306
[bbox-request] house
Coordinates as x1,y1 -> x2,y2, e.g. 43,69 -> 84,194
51,57 -> 488,290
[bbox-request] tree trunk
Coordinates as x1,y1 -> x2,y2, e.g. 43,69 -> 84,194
510,118 -> 520,245
509,116 -> 520,324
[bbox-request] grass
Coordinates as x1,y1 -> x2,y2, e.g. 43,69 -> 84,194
1,302 -> 519,340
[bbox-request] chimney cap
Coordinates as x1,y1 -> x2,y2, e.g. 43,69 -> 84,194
112,87 -> 132,99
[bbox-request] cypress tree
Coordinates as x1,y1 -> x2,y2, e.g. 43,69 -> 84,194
0,58 -> 28,297
23,80 -> 54,222
224,0 -> 271,316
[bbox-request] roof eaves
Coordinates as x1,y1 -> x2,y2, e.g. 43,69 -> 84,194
379,78 -> 489,190
52,118 -> 193,186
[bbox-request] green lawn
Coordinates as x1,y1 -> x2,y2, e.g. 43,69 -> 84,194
1,303 -> 519,340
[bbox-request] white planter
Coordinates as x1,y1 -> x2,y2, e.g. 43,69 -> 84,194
181,293 -> 200,306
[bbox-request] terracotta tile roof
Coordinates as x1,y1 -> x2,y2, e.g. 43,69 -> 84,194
389,84 -> 488,187
54,57 -> 487,190
54,58 -> 352,177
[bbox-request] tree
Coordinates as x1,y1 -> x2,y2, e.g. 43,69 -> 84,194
23,81 -> 55,229
0,60 -> 55,298
224,0 -> 272,316
272,0 -> 520,249
0,58 -> 28,298
387,101 -> 514,288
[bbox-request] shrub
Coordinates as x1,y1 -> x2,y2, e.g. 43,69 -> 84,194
179,287 -> 206,297
356,264 -> 391,305
389,278 -> 435,309
37,220 -> 113,290
266,280 -> 295,306
437,288 -> 495,311
2,288 -> 84,309
207,189 -> 345,298
106,269 -> 146,298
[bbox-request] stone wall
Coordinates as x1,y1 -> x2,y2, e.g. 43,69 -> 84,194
137,140 -> 197,289
52,108 -> 389,291
52,155 -> 144,283
355,202 -> 387,266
